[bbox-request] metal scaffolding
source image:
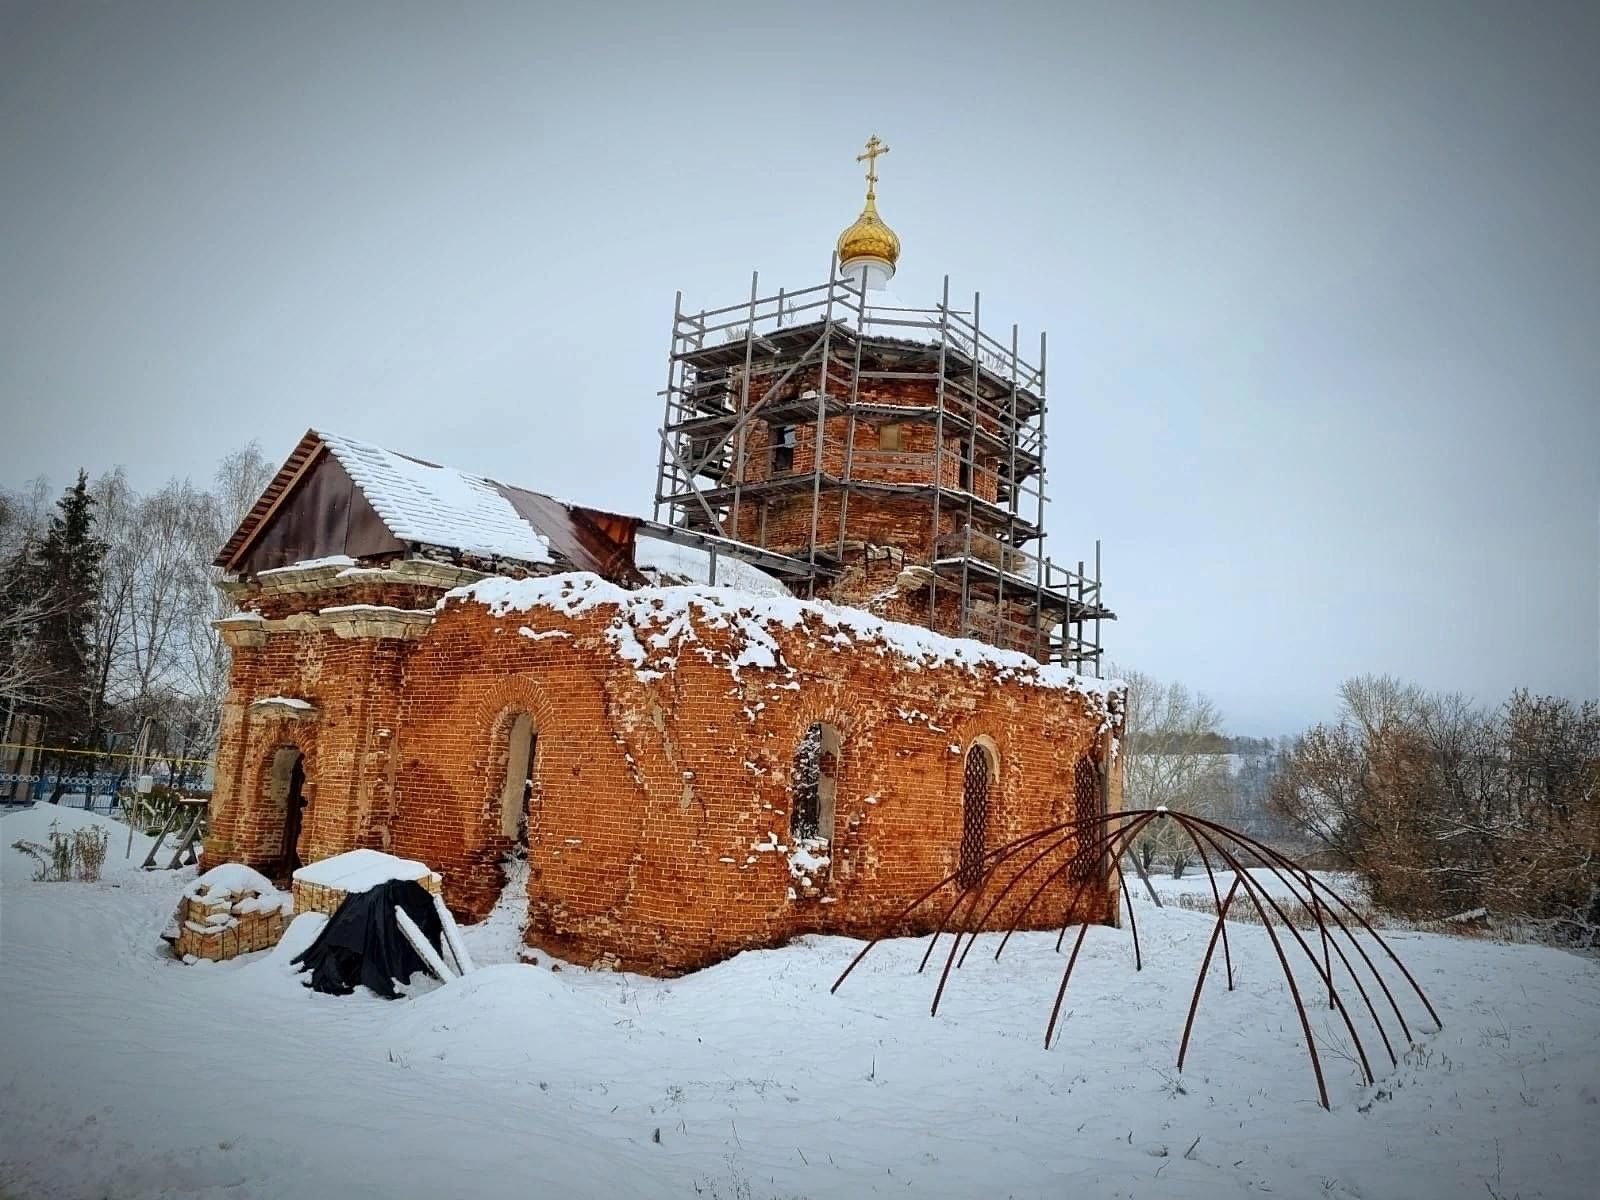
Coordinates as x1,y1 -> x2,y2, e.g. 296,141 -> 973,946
652,258 -> 1113,672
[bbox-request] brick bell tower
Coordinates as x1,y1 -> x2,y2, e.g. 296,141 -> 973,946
653,136 -> 1112,672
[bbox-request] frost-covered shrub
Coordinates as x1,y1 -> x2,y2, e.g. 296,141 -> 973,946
10,822 -> 113,882
73,826 -> 109,881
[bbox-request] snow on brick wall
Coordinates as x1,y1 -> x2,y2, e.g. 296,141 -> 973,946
445,572 -> 1117,704
209,566 -> 1123,975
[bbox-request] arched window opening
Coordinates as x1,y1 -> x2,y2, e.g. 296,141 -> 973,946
499,712 -> 539,849
1069,754 -> 1105,879
959,742 -> 996,888
265,745 -> 307,879
790,722 -> 841,845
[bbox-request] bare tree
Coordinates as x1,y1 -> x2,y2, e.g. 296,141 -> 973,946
1272,678 -> 1600,944
177,444 -> 273,757
87,468 -> 140,747
4,443 -> 276,783
1114,666 -> 1230,877
0,477 -> 52,560
0,588 -> 70,713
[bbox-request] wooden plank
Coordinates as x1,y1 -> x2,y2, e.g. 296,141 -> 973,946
140,806 -> 181,870
433,895 -> 476,975
163,800 -> 207,870
395,906 -> 456,983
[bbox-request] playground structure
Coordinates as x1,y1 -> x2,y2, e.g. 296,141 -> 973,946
832,808 -> 1443,1110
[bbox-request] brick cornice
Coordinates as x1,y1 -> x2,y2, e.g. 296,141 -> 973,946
221,558 -> 485,601
214,605 -> 434,643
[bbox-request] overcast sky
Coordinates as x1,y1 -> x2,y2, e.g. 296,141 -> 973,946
1,0 -> 1595,732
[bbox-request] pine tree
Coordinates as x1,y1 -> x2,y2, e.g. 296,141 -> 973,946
24,471 -> 107,749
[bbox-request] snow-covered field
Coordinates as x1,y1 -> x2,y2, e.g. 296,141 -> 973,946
2,805 -> 1597,1200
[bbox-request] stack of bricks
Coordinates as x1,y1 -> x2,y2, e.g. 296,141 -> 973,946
173,872 -> 293,963
291,867 -> 442,918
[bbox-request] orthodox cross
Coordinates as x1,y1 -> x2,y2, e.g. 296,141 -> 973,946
857,135 -> 889,200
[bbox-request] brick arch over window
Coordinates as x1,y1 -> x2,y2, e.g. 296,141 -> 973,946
470,677 -> 561,855
790,720 -> 843,844
248,724 -> 318,876
959,737 -> 999,888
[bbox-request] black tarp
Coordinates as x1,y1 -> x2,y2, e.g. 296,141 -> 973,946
292,878 -> 447,998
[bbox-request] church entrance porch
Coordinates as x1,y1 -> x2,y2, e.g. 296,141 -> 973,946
264,745 -> 309,884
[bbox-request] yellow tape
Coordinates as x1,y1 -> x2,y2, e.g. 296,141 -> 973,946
0,743 -> 215,768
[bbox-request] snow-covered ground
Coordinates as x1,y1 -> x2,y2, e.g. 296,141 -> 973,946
2,805 -> 1597,1199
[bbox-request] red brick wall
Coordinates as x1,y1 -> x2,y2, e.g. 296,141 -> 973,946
730,375 -> 1002,514
209,574 -> 1123,975
716,357 -> 1048,654
207,628 -> 409,876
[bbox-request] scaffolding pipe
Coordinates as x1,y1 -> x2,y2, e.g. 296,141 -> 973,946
837,264 -> 867,560
653,290 -> 684,523
1095,539 -> 1103,677
729,271 -> 759,542
804,263 -> 842,595
927,275 -> 952,628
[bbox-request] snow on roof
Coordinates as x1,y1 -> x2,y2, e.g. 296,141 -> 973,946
316,431 -> 552,565
633,538 -> 791,598
292,848 -> 433,892
257,555 -> 357,576
445,571 -> 1121,705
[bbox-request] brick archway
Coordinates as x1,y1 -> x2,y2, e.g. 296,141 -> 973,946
787,705 -> 858,837
469,676 -> 562,867
247,723 -> 318,879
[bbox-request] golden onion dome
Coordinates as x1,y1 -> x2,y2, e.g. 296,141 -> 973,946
837,135 -> 900,270
837,196 -> 901,268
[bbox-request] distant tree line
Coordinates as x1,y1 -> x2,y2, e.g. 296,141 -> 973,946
1122,729 -> 1278,757
1269,675 -> 1599,946
0,445 -> 274,797
1114,666 -> 1600,949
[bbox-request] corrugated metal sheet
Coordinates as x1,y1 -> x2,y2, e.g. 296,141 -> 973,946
494,485 -> 645,585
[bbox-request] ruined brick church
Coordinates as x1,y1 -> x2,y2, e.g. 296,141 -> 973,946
206,140 -> 1125,973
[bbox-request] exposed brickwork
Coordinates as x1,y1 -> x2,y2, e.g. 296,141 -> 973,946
291,871 -> 441,919
207,570 -> 1124,976
710,352 -> 1056,662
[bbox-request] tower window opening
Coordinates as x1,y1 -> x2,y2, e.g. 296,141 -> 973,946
771,425 -> 797,474
877,422 -> 903,452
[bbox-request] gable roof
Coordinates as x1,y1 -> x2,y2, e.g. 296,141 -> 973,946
215,429 -> 641,581
314,431 -> 553,564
